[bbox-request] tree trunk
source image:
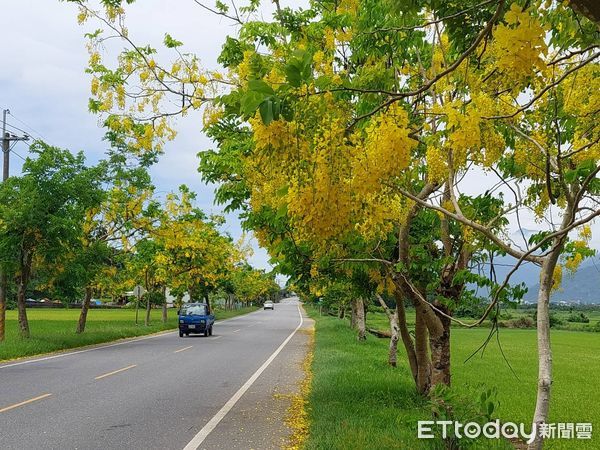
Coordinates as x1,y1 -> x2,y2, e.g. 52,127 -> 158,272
17,279 -> 30,338
162,286 -> 167,324
338,304 -> 345,319
387,311 -> 399,367
0,272 -> 6,342
414,308 -> 431,394
376,294 -> 399,367
76,286 -> 93,334
569,0 -> 600,25
355,298 -> 366,341
528,253 -> 561,450
429,314 -> 451,386
17,253 -> 31,338
145,293 -> 151,326
350,299 -> 357,329
396,293 -> 418,383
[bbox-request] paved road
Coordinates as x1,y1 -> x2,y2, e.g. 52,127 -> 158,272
0,298 -> 312,450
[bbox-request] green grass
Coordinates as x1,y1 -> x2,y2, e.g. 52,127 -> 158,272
0,306 -> 258,362
305,308 -> 600,449
367,306 -> 600,332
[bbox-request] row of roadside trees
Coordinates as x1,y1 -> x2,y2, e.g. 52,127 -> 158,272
0,139 -> 279,340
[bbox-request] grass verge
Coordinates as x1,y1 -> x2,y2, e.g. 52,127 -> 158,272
0,306 -> 259,362
304,307 -> 599,449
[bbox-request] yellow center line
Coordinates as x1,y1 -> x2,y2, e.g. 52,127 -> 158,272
174,345 -> 194,353
0,393 -> 53,414
95,364 -> 137,380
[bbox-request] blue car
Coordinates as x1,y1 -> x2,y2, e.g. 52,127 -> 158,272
178,303 -> 215,337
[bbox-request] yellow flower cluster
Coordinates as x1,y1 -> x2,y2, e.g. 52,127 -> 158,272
565,253 -> 583,273
353,192 -> 400,241
251,117 -> 295,152
479,123 -> 505,167
490,3 -> 548,87
563,63 -> 600,164
551,264 -> 562,292
287,120 -> 354,241
579,225 -> 592,241
445,103 -> 481,167
352,104 -> 415,195
426,146 -> 448,183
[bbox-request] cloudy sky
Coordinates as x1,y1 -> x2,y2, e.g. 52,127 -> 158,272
0,0 -> 278,274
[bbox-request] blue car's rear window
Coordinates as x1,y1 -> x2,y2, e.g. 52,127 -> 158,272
181,304 -> 208,316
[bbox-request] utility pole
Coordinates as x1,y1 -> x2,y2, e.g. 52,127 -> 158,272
2,109 -> 8,181
3,109 -> 29,180
0,109 -> 29,341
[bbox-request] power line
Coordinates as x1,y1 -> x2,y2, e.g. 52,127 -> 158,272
10,148 -> 26,162
3,121 -> 31,138
7,111 -> 48,143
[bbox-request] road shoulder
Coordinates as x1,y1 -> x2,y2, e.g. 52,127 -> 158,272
198,305 -> 315,450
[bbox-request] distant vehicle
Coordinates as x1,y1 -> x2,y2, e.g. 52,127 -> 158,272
91,299 -> 103,306
264,301 -> 274,310
178,303 -> 214,337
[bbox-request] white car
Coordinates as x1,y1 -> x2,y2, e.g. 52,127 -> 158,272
264,301 -> 274,310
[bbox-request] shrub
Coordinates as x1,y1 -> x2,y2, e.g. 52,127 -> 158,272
567,313 -> 590,323
532,311 -> 564,327
506,317 -> 535,328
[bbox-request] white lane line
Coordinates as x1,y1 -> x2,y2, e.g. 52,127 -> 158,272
232,329 -> 241,333
208,336 -> 222,341
182,303 -> 304,450
95,364 -> 137,380
0,309 -> 266,370
174,345 -> 194,353
0,393 -> 53,414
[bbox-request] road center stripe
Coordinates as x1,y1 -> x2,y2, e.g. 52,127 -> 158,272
95,364 -> 137,380
174,345 -> 193,353
182,303 -> 304,450
0,393 -> 53,414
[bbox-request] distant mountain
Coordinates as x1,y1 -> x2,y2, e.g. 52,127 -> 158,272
524,263 -> 600,304
470,253 -> 600,304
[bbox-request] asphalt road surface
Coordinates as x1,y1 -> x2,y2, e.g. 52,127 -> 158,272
0,298 -> 312,450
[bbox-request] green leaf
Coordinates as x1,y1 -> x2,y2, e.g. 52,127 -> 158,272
284,64 -> 302,87
276,202 -> 288,218
259,100 -> 274,125
248,79 -> 274,96
240,91 -> 265,116
163,33 -> 183,48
